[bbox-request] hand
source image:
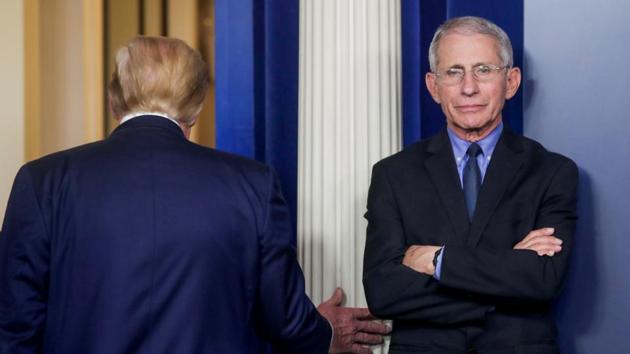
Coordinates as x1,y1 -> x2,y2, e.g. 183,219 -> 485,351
317,287 -> 391,354
402,245 -> 441,275
513,227 -> 562,256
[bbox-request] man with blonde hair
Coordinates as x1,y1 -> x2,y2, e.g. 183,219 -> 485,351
0,36 -> 388,354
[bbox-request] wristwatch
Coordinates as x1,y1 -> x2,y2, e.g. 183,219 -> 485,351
432,246 -> 443,267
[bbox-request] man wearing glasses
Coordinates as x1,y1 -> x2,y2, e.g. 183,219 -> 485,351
363,16 -> 578,353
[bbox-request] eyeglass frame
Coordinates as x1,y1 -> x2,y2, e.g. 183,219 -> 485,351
432,63 -> 510,86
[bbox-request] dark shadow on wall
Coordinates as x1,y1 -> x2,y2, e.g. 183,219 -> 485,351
522,51 -> 534,115
554,168 -> 598,354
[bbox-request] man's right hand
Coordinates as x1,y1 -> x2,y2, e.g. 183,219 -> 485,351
513,227 -> 562,256
317,287 -> 391,354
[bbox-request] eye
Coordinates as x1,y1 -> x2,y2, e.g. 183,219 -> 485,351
445,68 -> 464,77
475,65 -> 493,75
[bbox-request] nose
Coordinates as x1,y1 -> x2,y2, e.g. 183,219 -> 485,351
460,71 -> 479,96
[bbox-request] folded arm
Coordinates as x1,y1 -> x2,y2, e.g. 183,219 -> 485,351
405,159 -> 578,302
363,163 -> 492,324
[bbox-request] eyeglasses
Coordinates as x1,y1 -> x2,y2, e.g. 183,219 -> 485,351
434,64 -> 508,86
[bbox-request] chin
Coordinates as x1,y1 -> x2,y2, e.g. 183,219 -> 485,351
458,120 -> 486,131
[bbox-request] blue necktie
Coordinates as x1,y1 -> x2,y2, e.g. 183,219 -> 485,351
463,143 -> 482,221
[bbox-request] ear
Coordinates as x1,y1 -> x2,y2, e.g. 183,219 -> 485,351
505,67 -> 522,100
425,72 -> 441,104
107,94 -> 121,122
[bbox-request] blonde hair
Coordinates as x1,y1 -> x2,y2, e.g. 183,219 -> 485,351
108,36 -> 210,126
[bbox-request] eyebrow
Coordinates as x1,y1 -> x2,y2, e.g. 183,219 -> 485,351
446,62 -> 493,69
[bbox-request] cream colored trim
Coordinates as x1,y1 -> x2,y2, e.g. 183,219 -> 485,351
143,0 -> 164,36
24,0 -> 41,161
167,0 -> 198,48
105,0 -> 140,134
82,0 -> 104,142
167,0 -> 201,143
197,0 -> 216,148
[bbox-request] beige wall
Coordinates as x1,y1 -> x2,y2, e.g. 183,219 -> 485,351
24,0 -> 103,155
40,0 -> 86,153
0,0 -> 25,220
1,0 -> 102,220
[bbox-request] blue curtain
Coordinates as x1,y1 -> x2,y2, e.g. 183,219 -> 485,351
401,0 -> 524,146
215,0 -> 300,236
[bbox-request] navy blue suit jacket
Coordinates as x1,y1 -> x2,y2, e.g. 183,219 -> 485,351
0,116 -> 331,354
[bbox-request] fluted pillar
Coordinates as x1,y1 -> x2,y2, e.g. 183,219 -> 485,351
298,1 -> 401,351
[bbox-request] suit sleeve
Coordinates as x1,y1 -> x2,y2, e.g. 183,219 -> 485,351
363,163 -> 492,324
253,168 -> 332,354
0,166 -> 49,354
439,159 -> 579,301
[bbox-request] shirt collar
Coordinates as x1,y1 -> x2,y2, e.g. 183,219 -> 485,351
447,121 -> 503,161
120,112 -> 180,128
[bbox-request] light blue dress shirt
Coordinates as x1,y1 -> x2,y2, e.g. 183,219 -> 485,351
434,122 -> 503,280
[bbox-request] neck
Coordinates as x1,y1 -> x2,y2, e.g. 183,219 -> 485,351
181,125 -> 191,139
449,119 -> 502,142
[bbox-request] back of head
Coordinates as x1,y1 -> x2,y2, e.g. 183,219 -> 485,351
428,16 -> 513,72
108,36 -> 210,126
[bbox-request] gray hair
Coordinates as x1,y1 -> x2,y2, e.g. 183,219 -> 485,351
428,16 -> 513,72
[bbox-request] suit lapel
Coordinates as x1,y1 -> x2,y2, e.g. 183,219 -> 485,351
467,130 -> 525,246
423,131 -> 470,245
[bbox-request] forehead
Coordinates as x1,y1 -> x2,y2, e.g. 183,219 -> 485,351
436,32 -> 501,68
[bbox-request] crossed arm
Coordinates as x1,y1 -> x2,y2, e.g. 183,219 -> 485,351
404,226 -> 564,277
363,159 -> 578,323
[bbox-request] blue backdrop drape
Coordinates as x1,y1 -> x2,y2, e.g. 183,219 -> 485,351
215,0 -> 300,237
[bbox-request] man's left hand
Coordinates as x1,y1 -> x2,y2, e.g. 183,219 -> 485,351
402,245 -> 441,276
317,287 -> 391,354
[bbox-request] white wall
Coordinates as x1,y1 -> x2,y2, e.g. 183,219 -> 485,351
0,0 -> 24,220
524,1 -> 630,352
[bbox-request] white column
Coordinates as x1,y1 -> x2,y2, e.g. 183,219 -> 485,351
298,0 -> 401,351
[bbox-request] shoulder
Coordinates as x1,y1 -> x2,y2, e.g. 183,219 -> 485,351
506,131 -> 578,176
513,132 -> 575,163
22,140 -> 107,179
186,143 -> 273,181
372,133 -> 441,173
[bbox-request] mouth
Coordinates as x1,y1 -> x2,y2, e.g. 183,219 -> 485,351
456,104 -> 486,113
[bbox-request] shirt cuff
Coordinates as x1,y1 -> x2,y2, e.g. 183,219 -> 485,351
434,246 -> 445,281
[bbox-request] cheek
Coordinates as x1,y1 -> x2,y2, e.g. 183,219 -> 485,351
485,87 -> 507,106
437,89 -> 458,106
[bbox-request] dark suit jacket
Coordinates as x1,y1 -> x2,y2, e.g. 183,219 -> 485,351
0,116 -> 331,354
363,128 -> 578,354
